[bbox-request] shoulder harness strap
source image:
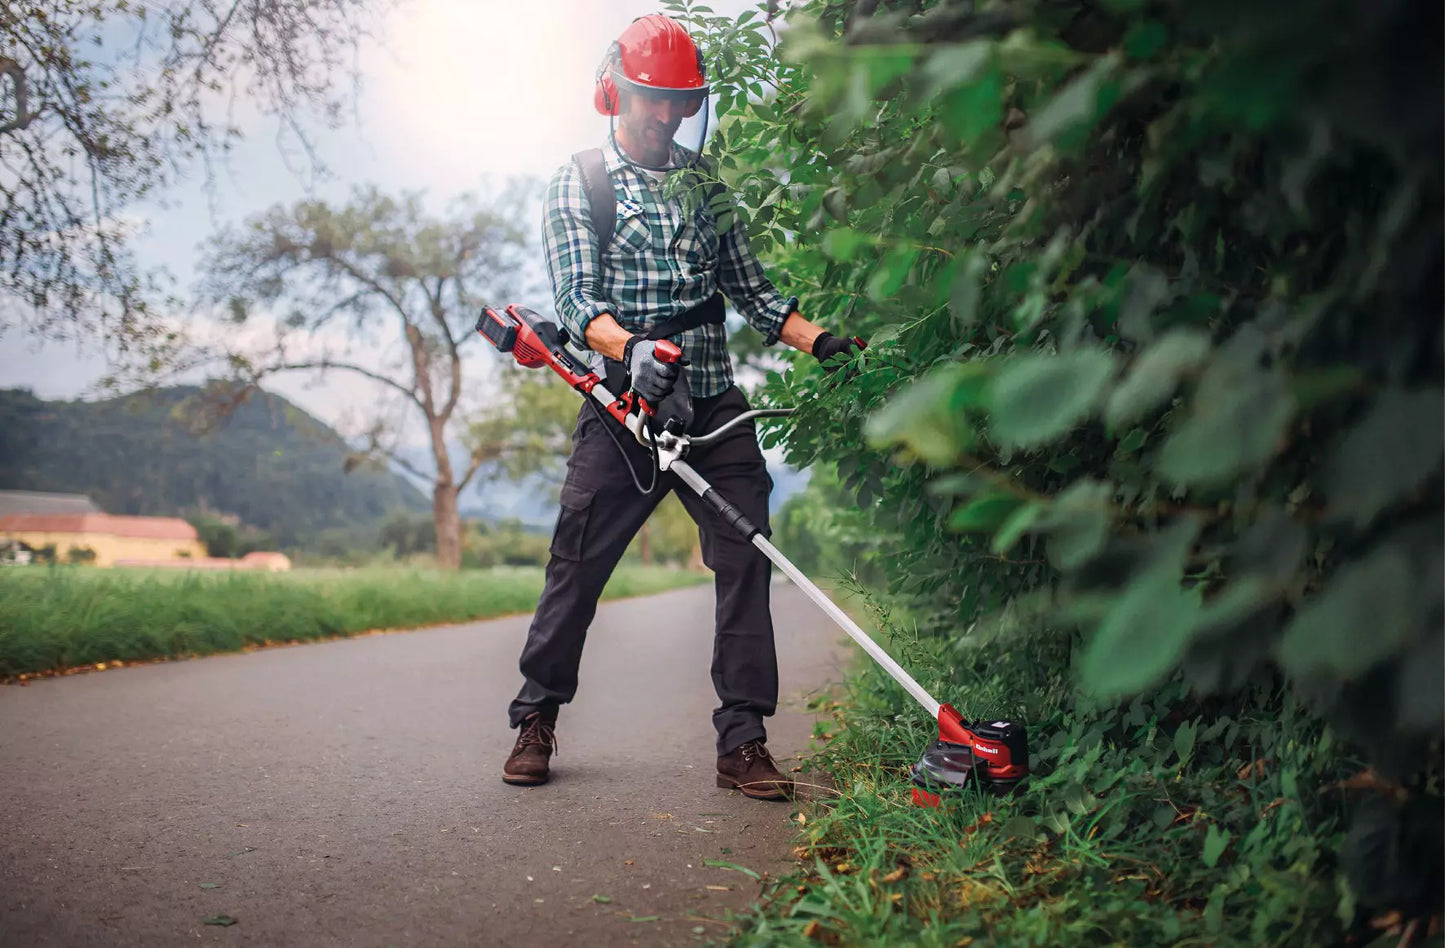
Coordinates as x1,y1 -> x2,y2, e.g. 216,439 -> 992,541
572,148 -> 615,248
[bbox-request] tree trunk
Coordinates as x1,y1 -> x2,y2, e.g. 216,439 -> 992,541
434,483 -> 462,570
428,414 -> 462,571
638,521 -> 653,566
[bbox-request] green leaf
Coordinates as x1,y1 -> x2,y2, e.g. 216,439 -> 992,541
992,502 -> 1043,554
986,350 -> 1117,449
1277,544 -> 1415,679
1118,428 -> 1148,453
203,915 -> 238,927
949,252 -> 989,331
820,227 -> 873,262
1202,824 -> 1231,869
938,64 -> 1003,144
860,48 -> 916,95
1080,569 -> 1201,697
866,362 -> 985,464
1158,329 -> 1295,486
1078,518 -> 1201,696
1105,329 -> 1211,429
917,42 -> 992,100
1116,265 -> 1171,341
1025,56 -> 1119,149
866,246 -> 919,301
1000,815 -> 1040,841
1204,885 -> 1226,933
589,894 -> 612,904
1324,387 -> 1444,527
1173,720 -> 1197,765
1037,479 -> 1115,569
629,916 -> 661,923
198,882 -> 221,889
949,493 -> 1026,532
1123,22 -> 1169,60
994,34 -> 1086,81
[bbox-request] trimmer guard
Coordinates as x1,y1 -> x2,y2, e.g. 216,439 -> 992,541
910,740 -> 981,804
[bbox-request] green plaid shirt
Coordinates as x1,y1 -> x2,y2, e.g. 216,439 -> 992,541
542,139 -> 796,398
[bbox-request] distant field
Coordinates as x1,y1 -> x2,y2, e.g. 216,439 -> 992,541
0,565 -> 709,679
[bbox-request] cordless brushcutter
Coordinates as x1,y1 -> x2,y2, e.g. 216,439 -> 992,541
476,304 -> 1028,803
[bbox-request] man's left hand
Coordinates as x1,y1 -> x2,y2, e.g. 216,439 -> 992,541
812,332 -> 866,372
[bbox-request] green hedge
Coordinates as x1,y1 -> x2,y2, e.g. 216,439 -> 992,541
668,0 -> 1441,942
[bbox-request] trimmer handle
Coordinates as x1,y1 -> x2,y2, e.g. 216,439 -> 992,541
633,340 -> 684,418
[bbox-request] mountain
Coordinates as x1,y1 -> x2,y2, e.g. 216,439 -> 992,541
0,386 -> 428,547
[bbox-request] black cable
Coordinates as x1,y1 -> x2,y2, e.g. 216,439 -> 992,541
586,398 -> 662,495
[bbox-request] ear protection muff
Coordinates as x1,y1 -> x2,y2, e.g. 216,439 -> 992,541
594,42 -> 622,117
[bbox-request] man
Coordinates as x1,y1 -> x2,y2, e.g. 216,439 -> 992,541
502,14 -> 863,801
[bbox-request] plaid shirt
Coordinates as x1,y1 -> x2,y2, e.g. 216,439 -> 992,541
542,139 -> 797,398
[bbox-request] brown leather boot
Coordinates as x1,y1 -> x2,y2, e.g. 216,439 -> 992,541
502,712 -> 557,786
716,739 -> 793,800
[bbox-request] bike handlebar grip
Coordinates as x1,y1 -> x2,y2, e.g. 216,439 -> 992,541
654,340 -> 683,364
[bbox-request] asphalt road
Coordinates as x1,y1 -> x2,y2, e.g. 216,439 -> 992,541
0,582 -> 849,947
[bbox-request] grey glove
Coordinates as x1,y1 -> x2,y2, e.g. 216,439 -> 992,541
627,338 -> 681,405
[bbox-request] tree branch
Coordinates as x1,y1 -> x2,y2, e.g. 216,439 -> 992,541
376,444 -> 430,482
457,443 -> 498,492
269,358 -> 424,410
324,254 -> 417,336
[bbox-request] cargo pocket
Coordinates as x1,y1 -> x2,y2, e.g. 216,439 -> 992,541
549,483 -> 595,561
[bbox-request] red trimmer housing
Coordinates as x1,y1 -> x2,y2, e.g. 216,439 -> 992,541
910,704 -> 1029,806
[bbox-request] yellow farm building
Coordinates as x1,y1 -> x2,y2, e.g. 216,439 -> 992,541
0,512 -> 207,567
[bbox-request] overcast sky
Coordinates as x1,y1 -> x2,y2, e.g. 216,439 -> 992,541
0,0 -> 763,436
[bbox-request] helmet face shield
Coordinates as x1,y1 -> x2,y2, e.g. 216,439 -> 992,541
614,74 -> 708,118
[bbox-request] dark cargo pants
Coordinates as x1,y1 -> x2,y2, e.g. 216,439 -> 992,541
507,385 -> 777,755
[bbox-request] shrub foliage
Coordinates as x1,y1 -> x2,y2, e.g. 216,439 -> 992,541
671,0 -> 1442,940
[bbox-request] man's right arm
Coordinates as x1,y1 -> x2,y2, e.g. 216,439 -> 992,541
542,163 -> 614,351
582,313 -> 634,362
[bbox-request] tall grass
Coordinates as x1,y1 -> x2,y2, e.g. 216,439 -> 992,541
728,603 -> 1360,947
0,565 -> 706,677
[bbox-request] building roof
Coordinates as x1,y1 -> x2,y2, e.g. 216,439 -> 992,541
0,490 -> 102,517
0,512 -> 199,541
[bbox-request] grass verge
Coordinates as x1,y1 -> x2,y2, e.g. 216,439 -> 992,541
0,564 -> 708,679
726,614 -> 1388,947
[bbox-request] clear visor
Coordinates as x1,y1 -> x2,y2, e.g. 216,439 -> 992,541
615,72 -> 707,103
611,73 -> 714,161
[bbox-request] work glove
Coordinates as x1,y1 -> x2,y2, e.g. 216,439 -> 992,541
812,332 -> 866,372
627,338 -> 681,405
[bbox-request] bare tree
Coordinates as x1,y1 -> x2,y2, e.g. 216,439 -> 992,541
200,182 -> 549,569
0,0 -> 389,356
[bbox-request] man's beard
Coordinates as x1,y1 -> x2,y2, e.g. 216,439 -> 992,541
638,123 -> 673,165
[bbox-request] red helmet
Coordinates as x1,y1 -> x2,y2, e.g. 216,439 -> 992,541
594,15 -> 709,117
